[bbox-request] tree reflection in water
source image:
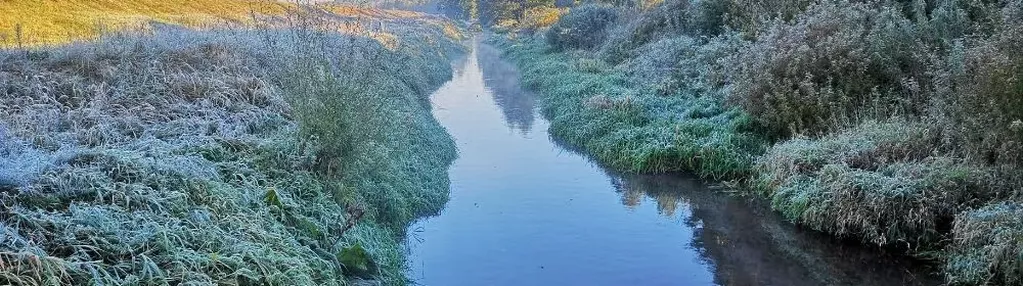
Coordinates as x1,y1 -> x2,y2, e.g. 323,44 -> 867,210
608,172 -> 939,286
476,40 -> 536,134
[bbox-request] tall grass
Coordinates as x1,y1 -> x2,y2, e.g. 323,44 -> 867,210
948,202 -> 1023,285
0,7 -> 464,286
754,120 -> 1002,249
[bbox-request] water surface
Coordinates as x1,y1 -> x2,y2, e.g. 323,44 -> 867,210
406,41 -> 936,286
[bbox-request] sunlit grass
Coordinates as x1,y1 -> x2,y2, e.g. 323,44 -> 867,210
0,0 -> 457,47
320,4 -> 429,20
0,0 -> 294,46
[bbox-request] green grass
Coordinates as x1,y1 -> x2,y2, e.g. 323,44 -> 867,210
491,35 -> 765,180
755,120 -> 1000,249
0,13 -> 463,286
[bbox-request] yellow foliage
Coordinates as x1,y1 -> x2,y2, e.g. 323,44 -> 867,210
369,32 -> 400,50
641,0 -> 666,10
442,22 -> 463,40
319,4 -> 428,20
522,7 -> 564,29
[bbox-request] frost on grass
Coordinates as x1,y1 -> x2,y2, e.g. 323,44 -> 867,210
494,35 -> 764,179
755,120 -> 1004,249
0,22 -> 461,286
0,130 -> 53,191
948,202 -> 1023,285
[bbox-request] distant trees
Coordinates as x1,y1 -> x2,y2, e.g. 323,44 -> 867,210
439,0 -> 557,24
433,0 -> 474,19
478,0 -> 557,24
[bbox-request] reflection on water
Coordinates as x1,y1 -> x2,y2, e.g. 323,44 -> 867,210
476,43 -> 536,134
407,40 -> 937,286
609,173 -> 938,285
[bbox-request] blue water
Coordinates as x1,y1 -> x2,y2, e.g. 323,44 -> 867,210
406,41 -> 935,286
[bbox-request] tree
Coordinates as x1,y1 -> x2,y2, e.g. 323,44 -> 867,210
477,0 -> 555,24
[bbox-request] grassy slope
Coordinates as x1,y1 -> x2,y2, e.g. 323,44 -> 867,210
0,4 -> 463,286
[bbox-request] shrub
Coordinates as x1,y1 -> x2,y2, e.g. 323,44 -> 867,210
947,202 -> 1023,285
545,4 -> 619,50
597,0 -> 735,64
728,1 -> 930,136
626,32 -> 745,96
599,0 -> 688,63
725,0 -> 815,36
521,7 -> 564,30
931,15 -> 1023,166
689,0 -> 731,36
625,35 -> 702,91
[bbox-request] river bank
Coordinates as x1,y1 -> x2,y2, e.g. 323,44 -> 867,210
489,1 -> 1023,280
0,11 -> 464,285
406,40 -> 936,286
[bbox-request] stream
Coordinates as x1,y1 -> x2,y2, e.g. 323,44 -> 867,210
405,41 -> 938,286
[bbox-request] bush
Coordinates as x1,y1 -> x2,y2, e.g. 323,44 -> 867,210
522,7 -> 564,30
545,4 -> 619,50
625,36 -> 702,91
947,202 -> 1023,285
931,15 -> 1023,166
689,0 -> 731,36
625,32 -> 744,96
728,1 -> 930,136
599,0 -> 688,63
725,0 -> 815,36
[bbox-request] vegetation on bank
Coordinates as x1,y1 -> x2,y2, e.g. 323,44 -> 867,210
491,0 -> 1023,283
0,6 -> 463,286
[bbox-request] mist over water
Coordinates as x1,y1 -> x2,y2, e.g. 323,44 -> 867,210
406,40 -> 936,286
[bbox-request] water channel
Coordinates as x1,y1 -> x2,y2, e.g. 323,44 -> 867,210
406,41 -> 937,286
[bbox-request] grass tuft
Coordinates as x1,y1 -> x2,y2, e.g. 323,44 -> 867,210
948,202 -> 1023,285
